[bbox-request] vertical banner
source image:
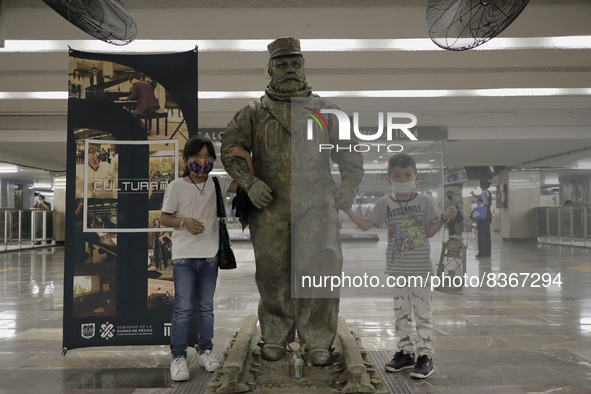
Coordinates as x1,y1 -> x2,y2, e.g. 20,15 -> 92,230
63,49 -> 198,352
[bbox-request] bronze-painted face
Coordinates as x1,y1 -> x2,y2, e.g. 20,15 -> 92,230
269,55 -> 307,93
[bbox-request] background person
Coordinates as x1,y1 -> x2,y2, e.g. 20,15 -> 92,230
127,73 -> 160,116
32,195 -> 51,210
471,180 -> 493,258
70,69 -> 83,98
444,190 -> 462,236
89,66 -> 104,87
107,145 -> 118,190
152,218 -> 171,271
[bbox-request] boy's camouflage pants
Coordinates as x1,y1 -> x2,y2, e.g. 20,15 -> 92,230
393,283 -> 434,356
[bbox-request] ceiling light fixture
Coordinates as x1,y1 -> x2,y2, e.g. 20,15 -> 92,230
1,36 -> 591,53
0,165 -> 18,173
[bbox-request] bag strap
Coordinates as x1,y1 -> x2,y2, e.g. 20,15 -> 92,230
212,176 -> 227,219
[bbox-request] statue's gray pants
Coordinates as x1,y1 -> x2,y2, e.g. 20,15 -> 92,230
250,209 -> 342,350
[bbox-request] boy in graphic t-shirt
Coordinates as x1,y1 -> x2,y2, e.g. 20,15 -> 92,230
346,153 -> 457,379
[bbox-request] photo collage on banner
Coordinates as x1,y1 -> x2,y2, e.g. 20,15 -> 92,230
64,50 -> 197,351
73,132 -> 119,320
147,146 -> 178,308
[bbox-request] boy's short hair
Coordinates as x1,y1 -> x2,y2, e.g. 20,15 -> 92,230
388,153 -> 417,176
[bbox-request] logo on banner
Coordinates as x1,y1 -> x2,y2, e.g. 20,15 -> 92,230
81,323 -> 95,339
100,322 -> 115,340
92,180 -> 170,192
164,323 -> 171,337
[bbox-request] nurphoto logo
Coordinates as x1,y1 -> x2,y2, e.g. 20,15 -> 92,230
304,109 -> 418,152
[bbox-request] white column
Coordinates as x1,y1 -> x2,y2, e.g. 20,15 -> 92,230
500,170 -> 541,240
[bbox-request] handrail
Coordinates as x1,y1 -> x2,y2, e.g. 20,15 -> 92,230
0,209 -> 56,252
536,206 -> 590,248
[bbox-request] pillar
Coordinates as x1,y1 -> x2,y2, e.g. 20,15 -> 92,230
499,170 -> 540,241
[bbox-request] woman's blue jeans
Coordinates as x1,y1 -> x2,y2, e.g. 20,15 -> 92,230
170,258 -> 218,359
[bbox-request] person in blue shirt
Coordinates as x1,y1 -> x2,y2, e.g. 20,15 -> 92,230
470,180 -> 492,258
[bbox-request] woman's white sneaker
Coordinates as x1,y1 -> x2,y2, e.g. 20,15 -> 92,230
170,357 -> 190,381
198,350 -> 220,372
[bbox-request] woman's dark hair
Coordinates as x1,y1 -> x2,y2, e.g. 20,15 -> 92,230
181,137 -> 217,177
153,218 -> 160,226
128,72 -> 141,82
480,180 -> 491,189
388,153 -> 417,176
73,69 -> 82,79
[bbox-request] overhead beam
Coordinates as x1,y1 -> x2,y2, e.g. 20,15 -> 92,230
0,0 -> 5,48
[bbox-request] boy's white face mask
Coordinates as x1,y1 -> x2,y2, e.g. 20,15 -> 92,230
391,180 -> 416,195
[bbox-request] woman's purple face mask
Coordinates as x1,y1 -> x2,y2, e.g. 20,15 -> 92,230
188,158 -> 213,176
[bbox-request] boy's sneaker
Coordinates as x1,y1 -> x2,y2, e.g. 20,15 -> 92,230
170,357 -> 190,381
198,349 -> 220,372
385,351 -> 415,372
409,354 -> 434,379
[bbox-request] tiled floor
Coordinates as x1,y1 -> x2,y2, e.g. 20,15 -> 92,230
0,232 -> 590,394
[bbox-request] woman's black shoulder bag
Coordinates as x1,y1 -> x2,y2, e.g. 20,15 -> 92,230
212,177 -> 237,270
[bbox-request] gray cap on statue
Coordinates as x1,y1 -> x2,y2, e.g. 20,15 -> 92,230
268,37 -> 302,59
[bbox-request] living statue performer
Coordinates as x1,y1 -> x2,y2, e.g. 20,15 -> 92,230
221,37 -> 364,366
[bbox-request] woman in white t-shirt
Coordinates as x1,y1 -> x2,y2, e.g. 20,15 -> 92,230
160,137 -> 252,381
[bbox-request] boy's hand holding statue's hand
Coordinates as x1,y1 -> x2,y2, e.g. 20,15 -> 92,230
184,218 -> 205,235
442,206 -> 457,221
333,185 -> 355,211
248,180 -> 273,209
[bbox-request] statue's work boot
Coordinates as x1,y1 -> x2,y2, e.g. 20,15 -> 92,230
261,344 -> 286,361
308,348 -> 331,366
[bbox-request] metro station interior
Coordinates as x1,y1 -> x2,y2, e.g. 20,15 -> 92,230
1,1 -> 591,393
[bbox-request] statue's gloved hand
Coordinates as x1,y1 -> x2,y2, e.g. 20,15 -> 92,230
248,180 -> 273,209
333,185 -> 355,211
